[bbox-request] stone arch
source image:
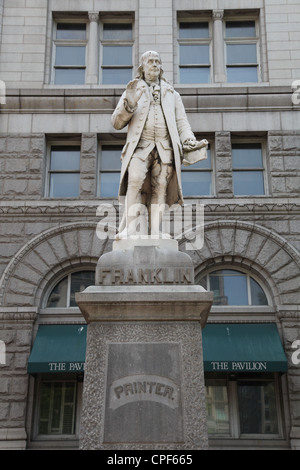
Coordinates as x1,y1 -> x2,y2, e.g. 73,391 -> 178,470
179,219 -> 300,307
0,222 -> 113,308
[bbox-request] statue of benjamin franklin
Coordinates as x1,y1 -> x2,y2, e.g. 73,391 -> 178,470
111,50 -> 208,239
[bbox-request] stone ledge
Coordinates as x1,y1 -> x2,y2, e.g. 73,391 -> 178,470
2,85 -> 296,114
0,307 -> 38,321
76,285 -> 213,328
0,428 -> 27,450
0,198 -> 298,216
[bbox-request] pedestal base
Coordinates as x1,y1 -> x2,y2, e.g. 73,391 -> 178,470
76,242 -> 213,450
79,321 -> 208,450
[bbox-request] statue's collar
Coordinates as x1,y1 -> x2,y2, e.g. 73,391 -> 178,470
140,79 -> 173,96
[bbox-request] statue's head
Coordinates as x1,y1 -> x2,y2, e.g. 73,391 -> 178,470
136,50 -> 164,81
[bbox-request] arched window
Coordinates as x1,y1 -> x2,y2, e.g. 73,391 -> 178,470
46,270 -> 95,308
199,269 -> 269,306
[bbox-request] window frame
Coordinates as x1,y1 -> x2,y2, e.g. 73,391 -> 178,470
231,139 -> 268,196
32,376 -> 83,442
44,269 -> 95,309
177,17 -> 213,85
51,19 -> 88,85
97,142 -> 123,198
199,267 -> 272,307
205,373 -> 284,440
45,140 -> 82,198
224,16 -> 261,84
99,19 -> 134,85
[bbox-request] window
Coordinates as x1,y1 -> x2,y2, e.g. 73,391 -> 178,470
199,269 -> 268,306
206,375 -> 281,438
206,379 -> 230,434
37,380 -> 78,436
47,145 -> 81,198
53,22 -> 87,85
181,144 -> 213,196
99,145 -> 122,197
177,12 -> 262,85
225,20 -> 259,83
101,22 -> 133,84
46,271 -> 95,308
232,143 -> 265,196
238,380 -> 279,434
178,21 -> 211,84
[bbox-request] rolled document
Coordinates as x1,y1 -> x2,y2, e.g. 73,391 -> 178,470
182,139 -> 208,166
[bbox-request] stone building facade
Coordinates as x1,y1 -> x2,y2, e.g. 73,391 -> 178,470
0,0 -> 299,450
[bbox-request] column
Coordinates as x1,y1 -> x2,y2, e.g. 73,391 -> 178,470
213,10 -> 226,83
86,12 -> 99,84
215,131 -> 233,198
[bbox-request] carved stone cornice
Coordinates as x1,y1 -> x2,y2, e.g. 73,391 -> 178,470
0,200 -> 299,217
88,11 -> 99,22
277,310 -> 300,321
212,10 -> 224,21
0,307 -> 38,322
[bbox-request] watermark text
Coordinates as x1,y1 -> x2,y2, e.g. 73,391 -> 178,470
96,202 -> 204,250
291,80 -> 300,105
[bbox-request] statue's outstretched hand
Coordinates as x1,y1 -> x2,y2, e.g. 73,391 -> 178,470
125,79 -> 143,110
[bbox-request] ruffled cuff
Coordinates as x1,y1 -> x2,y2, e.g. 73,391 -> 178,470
123,98 -> 137,113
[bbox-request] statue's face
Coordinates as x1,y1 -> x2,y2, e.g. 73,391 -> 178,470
143,53 -> 161,82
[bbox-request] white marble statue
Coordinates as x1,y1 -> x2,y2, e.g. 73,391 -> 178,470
111,50 -> 208,239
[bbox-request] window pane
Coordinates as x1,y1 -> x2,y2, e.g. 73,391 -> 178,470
47,276 -> 68,307
206,381 -> 230,435
70,271 -> 95,307
101,146 -> 122,170
100,172 -> 120,197
227,44 -> 257,64
62,383 -> 76,434
55,68 -> 86,85
233,170 -> 264,195
226,21 -> 256,38
180,66 -> 210,84
102,68 -> 132,85
232,144 -> 263,169
180,44 -> 209,65
55,46 -> 86,66
47,271 -> 95,308
181,171 -> 212,196
38,382 -> 51,434
238,381 -> 279,434
250,277 -> 268,305
179,22 -> 209,39
209,270 -> 248,305
38,382 -> 77,435
50,147 -> 81,171
52,383 -> 62,431
56,23 -> 86,40
102,46 -> 132,66
227,66 -> 258,83
49,173 -> 80,197
103,23 -> 132,40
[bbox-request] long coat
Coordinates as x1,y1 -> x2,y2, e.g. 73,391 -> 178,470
111,78 -> 196,207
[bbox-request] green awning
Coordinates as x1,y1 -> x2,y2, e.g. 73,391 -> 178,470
27,325 -> 87,374
28,323 -> 287,374
202,323 -> 288,372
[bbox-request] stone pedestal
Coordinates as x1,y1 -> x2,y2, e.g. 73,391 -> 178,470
76,239 -> 213,450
